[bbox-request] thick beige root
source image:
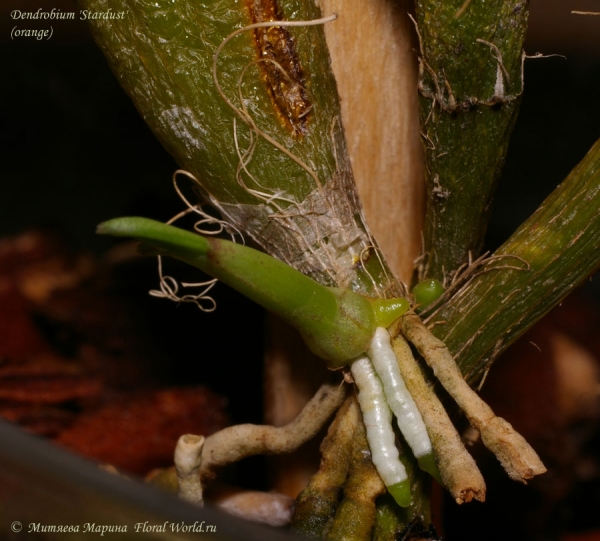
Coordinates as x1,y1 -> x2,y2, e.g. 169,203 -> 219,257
326,400 -> 386,541
389,322 -> 486,503
201,380 -> 347,482
292,396 -> 361,537
400,312 -> 546,483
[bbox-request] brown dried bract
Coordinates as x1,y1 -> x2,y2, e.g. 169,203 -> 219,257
246,0 -> 312,137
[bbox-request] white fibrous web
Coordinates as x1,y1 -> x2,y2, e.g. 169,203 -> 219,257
149,169 -> 244,312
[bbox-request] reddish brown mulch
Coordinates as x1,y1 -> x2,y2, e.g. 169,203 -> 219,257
0,230 -> 229,474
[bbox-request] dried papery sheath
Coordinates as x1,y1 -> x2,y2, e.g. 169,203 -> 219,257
350,355 -> 411,507
368,327 -> 439,482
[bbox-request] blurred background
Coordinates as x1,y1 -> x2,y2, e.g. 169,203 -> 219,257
1,0 -> 599,539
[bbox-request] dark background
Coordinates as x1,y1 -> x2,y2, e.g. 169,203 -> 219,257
1,0 -> 267,478
1,0 -> 600,539
2,1 -> 600,255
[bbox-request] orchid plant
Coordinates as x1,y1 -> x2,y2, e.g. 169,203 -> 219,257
80,0 -> 600,538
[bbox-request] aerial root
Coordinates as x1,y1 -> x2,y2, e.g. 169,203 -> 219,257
148,169 -> 245,312
174,434 -> 205,505
326,405 -> 385,541
388,321 -> 486,503
169,382 -> 347,521
200,380 -> 347,482
400,312 -> 546,483
292,396 -> 361,537
292,395 -> 386,540
478,416 -> 547,482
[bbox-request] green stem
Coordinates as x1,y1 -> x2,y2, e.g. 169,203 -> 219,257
427,137 -> 600,384
415,0 -> 529,280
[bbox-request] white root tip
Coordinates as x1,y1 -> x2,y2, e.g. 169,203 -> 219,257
175,434 -> 206,505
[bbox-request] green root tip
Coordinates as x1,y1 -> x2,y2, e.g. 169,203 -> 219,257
371,297 -> 410,328
411,279 -> 445,310
387,481 -> 411,508
417,453 -> 443,485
